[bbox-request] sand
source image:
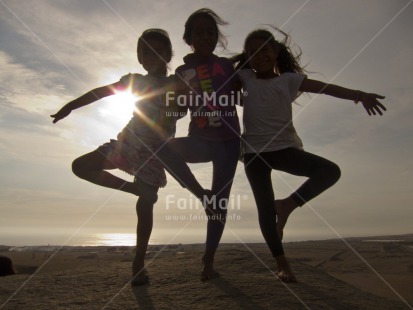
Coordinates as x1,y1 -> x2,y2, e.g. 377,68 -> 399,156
1,235 -> 412,309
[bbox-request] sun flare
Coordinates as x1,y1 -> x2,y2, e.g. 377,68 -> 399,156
99,88 -> 141,126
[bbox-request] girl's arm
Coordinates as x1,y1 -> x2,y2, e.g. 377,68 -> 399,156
51,81 -> 125,123
168,75 -> 189,119
299,78 -> 386,116
232,75 -> 243,107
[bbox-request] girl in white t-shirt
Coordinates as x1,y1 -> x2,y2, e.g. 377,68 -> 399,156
233,28 -> 386,282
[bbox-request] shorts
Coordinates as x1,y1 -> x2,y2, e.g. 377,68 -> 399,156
97,139 -> 167,188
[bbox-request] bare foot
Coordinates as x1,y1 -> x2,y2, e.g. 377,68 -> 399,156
200,247 -> 219,281
200,263 -> 220,281
275,255 -> 297,283
274,198 -> 298,240
276,270 -> 297,283
131,262 -> 149,286
131,270 -> 149,286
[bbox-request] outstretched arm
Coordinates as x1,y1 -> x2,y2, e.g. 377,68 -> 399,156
51,81 -> 125,123
299,78 -> 386,116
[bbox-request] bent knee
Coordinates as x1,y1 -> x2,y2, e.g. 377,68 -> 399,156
328,162 -> 341,184
71,158 -> 83,177
72,158 -> 81,175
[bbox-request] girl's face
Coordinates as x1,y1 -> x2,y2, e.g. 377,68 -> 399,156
139,39 -> 170,75
246,38 -> 278,78
190,16 -> 218,57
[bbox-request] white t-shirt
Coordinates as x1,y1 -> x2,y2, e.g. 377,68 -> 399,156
238,69 -> 306,153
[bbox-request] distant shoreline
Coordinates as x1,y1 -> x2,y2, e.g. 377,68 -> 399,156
1,233 -> 412,251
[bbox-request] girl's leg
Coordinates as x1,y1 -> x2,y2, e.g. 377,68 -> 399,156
244,153 -> 295,282
156,137 -> 211,199
261,148 -> 341,239
157,137 -> 217,279
201,139 -> 240,280
72,150 -> 156,201
131,178 -> 158,286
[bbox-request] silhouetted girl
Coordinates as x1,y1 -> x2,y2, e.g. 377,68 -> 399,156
158,8 -> 241,281
52,29 -> 179,285
233,28 -> 386,282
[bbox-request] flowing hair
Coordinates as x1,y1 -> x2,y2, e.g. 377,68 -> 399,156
232,26 -> 306,74
183,8 -> 229,50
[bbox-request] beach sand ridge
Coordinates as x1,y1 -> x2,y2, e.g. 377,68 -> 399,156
1,240 -> 412,309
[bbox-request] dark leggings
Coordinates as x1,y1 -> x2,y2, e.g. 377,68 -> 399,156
244,148 -> 341,257
157,136 -> 240,250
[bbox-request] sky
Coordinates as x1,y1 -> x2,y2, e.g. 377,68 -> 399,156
0,0 -> 412,246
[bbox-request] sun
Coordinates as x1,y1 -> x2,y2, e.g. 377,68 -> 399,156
99,88 -> 141,126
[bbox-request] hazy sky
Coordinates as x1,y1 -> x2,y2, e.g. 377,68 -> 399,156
0,0 -> 412,246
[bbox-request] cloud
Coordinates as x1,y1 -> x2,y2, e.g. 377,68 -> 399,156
1,1 -> 140,89
0,51 -> 71,114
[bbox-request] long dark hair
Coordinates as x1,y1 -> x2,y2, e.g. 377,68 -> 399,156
232,26 -> 306,74
183,8 -> 228,50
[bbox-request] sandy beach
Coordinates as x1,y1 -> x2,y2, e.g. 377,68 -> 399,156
1,235 -> 412,309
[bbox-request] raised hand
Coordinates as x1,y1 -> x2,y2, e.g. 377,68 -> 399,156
50,106 -> 72,123
357,92 -> 386,116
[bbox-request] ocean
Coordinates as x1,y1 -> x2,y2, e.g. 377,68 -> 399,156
0,230 -> 337,248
